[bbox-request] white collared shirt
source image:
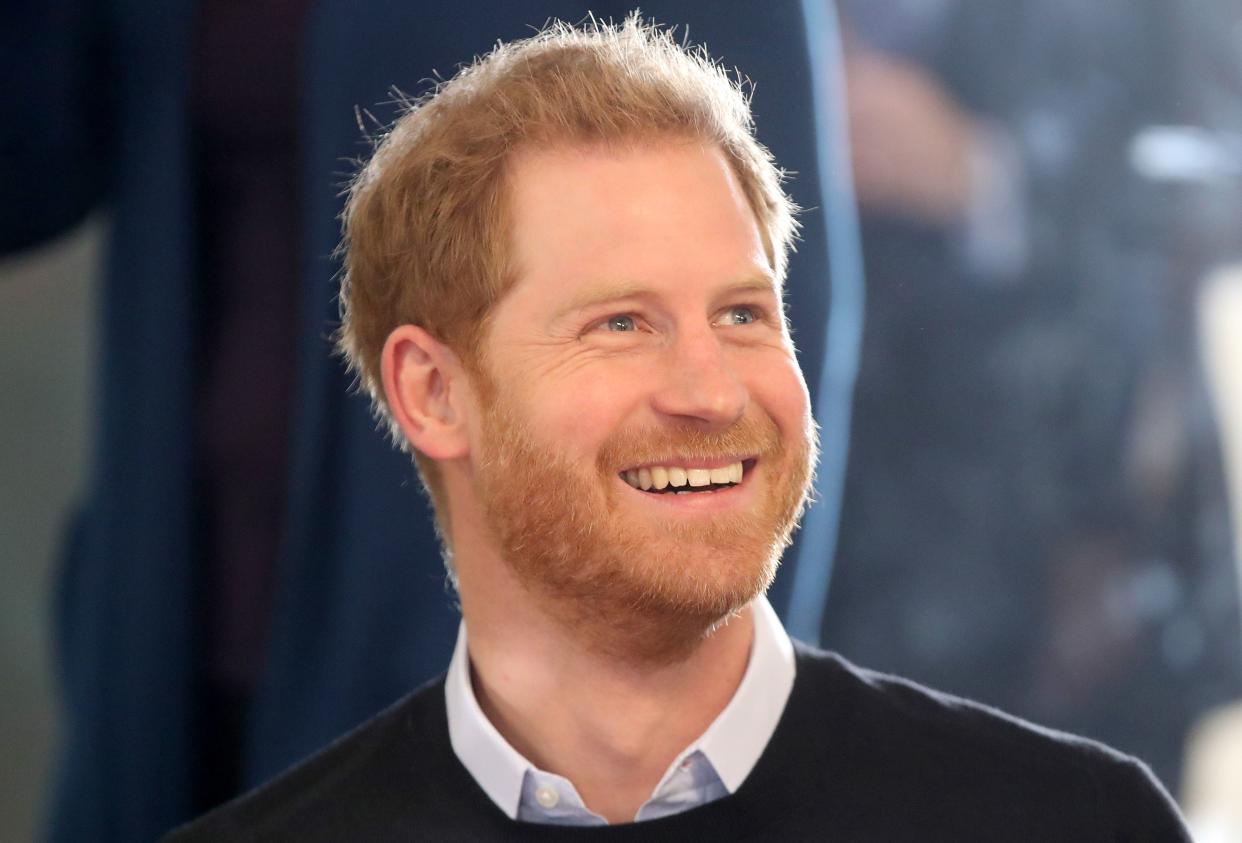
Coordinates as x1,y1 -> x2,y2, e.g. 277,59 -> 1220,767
444,595 -> 796,825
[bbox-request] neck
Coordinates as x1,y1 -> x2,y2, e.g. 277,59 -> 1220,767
457,559 -> 755,824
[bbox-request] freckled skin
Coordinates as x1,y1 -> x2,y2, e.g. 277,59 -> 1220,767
461,141 -> 816,662
485,141 -> 809,473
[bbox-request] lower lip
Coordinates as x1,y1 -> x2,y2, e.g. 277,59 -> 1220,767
617,462 -> 757,512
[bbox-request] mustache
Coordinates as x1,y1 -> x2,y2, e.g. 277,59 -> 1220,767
596,413 -> 784,472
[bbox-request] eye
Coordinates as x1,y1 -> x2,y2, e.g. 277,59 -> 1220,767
724,305 -> 759,326
604,314 -> 637,332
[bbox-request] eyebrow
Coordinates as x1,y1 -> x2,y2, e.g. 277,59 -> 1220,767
554,275 -> 780,318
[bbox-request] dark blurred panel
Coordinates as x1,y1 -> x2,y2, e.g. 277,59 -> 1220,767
825,0 -> 1242,791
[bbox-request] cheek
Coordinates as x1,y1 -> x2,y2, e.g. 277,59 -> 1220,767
525,371 -> 647,453
745,357 -> 812,436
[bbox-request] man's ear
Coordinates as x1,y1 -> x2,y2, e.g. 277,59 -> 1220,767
381,325 -> 472,461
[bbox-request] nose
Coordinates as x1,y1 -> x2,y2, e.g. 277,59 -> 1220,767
650,326 -> 748,427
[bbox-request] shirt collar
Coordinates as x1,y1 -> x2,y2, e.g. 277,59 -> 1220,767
444,595 -> 796,820
444,617 -> 530,818
690,595 -> 795,793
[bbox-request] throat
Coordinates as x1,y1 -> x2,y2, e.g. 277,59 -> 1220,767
468,607 -> 755,823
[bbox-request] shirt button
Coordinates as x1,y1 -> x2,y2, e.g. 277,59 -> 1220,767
534,785 -> 559,809
680,758 -> 693,771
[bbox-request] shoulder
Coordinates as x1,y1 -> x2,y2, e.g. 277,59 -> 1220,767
785,642 -> 1190,839
162,674 -> 472,842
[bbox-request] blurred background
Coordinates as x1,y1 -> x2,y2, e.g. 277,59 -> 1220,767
822,5 -> 1242,840
3,1 -> 1242,841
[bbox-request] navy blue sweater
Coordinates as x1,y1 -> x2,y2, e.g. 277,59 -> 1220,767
166,643 -> 1190,841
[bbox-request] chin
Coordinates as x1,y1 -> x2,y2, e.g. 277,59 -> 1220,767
635,542 -> 779,618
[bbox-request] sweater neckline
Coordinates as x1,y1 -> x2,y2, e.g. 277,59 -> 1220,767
431,641 -> 842,840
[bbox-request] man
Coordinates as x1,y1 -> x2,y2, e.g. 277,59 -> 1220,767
10,3 -> 831,839
168,17 -> 1189,839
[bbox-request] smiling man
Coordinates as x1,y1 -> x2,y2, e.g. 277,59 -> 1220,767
167,16 -> 1189,841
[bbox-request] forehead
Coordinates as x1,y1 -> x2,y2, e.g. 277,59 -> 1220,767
501,141 -> 774,308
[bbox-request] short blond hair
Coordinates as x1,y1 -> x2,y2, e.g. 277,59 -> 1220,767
336,14 -> 799,524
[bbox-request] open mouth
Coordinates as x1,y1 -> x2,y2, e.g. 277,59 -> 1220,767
619,459 -> 755,495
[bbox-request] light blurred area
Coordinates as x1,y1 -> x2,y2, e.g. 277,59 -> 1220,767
0,217 -> 103,842
823,1 -> 1242,840
1189,268 -> 1242,842
1201,268 -> 1242,599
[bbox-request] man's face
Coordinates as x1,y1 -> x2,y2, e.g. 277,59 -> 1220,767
465,141 -> 815,653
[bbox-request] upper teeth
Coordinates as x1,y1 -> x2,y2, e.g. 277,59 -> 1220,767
622,462 -> 744,491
